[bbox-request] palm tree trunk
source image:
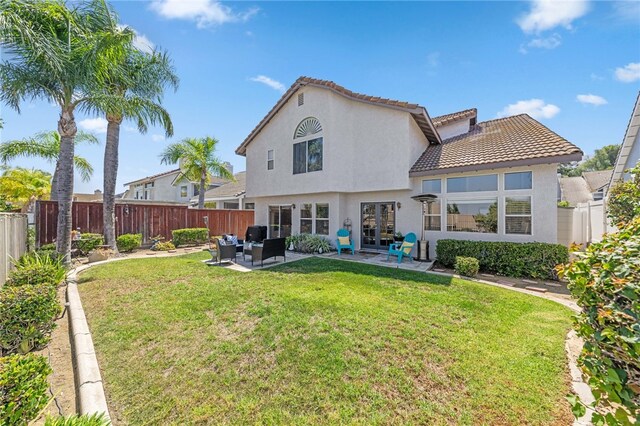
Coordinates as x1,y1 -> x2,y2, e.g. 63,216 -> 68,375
198,170 -> 206,209
50,160 -> 60,201
103,116 -> 121,250
56,108 -> 77,265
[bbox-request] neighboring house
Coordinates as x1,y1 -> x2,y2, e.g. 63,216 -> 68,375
236,77 -> 582,255
72,190 -> 103,202
610,91 -> 640,186
189,171 -> 254,209
559,170 -> 613,205
122,167 -> 231,204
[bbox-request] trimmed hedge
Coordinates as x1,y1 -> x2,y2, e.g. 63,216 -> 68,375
455,256 -> 479,277
116,233 -> 142,253
559,217 -> 640,424
436,239 -> 569,280
76,233 -> 104,254
0,284 -> 61,355
0,353 -> 52,425
152,241 -> 175,251
171,228 -> 209,247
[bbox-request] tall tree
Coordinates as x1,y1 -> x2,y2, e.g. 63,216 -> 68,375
159,137 -> 234,209
0,130 -> 98,198
0,0 -> 131,264
560,144 -> 621,177
84,2 -> 178,250
0,167 -> 52,211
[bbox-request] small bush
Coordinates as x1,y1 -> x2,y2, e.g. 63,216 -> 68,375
0,285 -> 61,355
76,233 -> 104,255
0,353 -> 52,425
171,228 -> 209,247
607,162 -> 640,227
7,252 -> 66,288
152,241 -> 175,251
455,256 -> 479,277
116,233 -> 142,253
436,239 -> 568,280
286,234 -> 332,254
558,217 -> 640,424
44,413 -> 111,426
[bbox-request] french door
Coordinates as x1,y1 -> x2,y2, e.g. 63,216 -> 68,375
361,202 -> 395,250
268,205 -> 292,238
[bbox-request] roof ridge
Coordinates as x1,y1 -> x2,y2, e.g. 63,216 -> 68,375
475,113 -> 530,125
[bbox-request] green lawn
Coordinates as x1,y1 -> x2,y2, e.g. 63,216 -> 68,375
79,254 -> 573,425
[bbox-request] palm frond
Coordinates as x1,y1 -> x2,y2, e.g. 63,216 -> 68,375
73,155 -> 94,182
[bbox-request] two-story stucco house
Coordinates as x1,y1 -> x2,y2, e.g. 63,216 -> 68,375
236,77 -> 583,257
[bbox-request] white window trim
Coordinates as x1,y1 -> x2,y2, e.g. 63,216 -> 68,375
444,196 -> 500,234
267,149 -> 274,170
423,200 -> 442,232
315,202 -> 330,235
504,195 -> 533,236
298,202 -> 329,235
446,173 -> 498,194
504,171 -> 534,191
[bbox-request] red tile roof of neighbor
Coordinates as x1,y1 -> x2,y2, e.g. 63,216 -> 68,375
409,114 -> 583,176
235,76 -> 442,155
431,108 -> 477,127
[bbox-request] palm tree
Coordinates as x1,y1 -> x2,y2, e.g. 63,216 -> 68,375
0,130 -> 98,199
0,0 -> 132,264
0,167 -> 52,211
159,137 -> 234,209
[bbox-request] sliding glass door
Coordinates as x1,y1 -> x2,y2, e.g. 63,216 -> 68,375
268,205 -> 292,238
361,202 -> 395,250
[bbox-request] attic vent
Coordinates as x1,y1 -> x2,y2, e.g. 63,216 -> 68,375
294,117 -> 322,139
298,93 -> 304,106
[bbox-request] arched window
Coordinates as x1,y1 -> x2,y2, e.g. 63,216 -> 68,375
293,117 -> 323,174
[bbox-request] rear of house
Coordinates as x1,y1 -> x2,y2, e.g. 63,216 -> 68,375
236,77 -> 582,257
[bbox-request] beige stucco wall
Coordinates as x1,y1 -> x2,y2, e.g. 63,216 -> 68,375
245,86 -> 430,198
124,173 -> 198,203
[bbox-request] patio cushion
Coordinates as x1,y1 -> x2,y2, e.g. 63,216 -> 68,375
338,236 -> 350,245
401,242 -> 414,254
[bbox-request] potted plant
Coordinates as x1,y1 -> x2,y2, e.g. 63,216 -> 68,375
393,232 -> 404,244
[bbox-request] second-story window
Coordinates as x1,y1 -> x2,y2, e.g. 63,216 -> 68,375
267,149 -> 274,170
293,117 -> 323,175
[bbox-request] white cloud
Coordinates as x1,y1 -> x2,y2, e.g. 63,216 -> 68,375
519,33 -> 562,53
615,62 -> 640,83
590,72 -> 605,81
577,94 -> 608,106
118,24 -> 154,53
612,1 -> 640,23
151,134 -> 165,142
497,99 -> 560,120
78,118 -> 108,134
517,0 -> 590,33
250,75 -> 285,93
149,0 -> 258,28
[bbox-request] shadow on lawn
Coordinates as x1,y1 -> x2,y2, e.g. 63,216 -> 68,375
264,257 -> 453,287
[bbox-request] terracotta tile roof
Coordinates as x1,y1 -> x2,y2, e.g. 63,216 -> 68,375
582,170 -> 612,192
409,114 -> 583,176
192,172 -> 247,201
431,108 -> 477,127
236,76 -> 441,155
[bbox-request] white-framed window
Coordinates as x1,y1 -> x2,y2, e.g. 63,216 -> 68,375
223,201 -> 239,209
293,117 -> 323,175
424,200 -> 441,231
447,174 -> 498,193
300,203 -> 313,233
180,186 -> 188,197
505,171 -> 532,190
244,203 -> 255,210
315,203 -> 329,235
267,149 -> 274,170
422,178 -> 441,194
505,196 -> 532,235
447,198 -> 498,233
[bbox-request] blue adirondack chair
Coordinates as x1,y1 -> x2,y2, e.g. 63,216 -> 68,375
387,232 -> 417,264
336,228 -> 355,255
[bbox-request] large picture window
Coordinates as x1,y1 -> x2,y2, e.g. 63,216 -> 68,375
505,196 -> 532,235
300,203 -> 313,234
315,203 -> 329,235
505,171 -> 532,190
447,199 -> 498,233
293,138 -> 323,174
447,174 -> 498,193
424,201 -> 441,231
422,179 -> 441,194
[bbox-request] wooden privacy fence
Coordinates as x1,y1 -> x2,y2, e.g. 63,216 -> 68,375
1,213 -> 28,287
36,201 -> 255,246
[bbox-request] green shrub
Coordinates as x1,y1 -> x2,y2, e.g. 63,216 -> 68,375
171,228 -> 209,247
0,353 -> 52,425
116,233 -> 142,252
436,239 -> 569,280
39,243 -> 56,251
607,163 -> 640,227
76,233 -> 104,255
286,234 -> 332,254
559,217 -> 640,425
455,256 -> 479,277
152,241 -> 175,251
557,200 -> 571,208
7,252 -> 66,288
0,285 -> 61,355
44,413 -> 111,426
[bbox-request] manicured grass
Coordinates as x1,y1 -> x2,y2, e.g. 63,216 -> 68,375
79,254 -> 573,425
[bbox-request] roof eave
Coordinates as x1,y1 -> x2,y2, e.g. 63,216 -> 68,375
610,91 -> 640,185
408,152 -> 583,177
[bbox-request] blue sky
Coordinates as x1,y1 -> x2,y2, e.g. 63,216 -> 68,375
1,0 -> 639,193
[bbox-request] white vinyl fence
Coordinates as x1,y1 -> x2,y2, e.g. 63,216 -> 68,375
0,213 -> 28,287
557,200 -> 615,248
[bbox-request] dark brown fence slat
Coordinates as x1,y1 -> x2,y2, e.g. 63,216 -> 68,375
35,201 -> 255,246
